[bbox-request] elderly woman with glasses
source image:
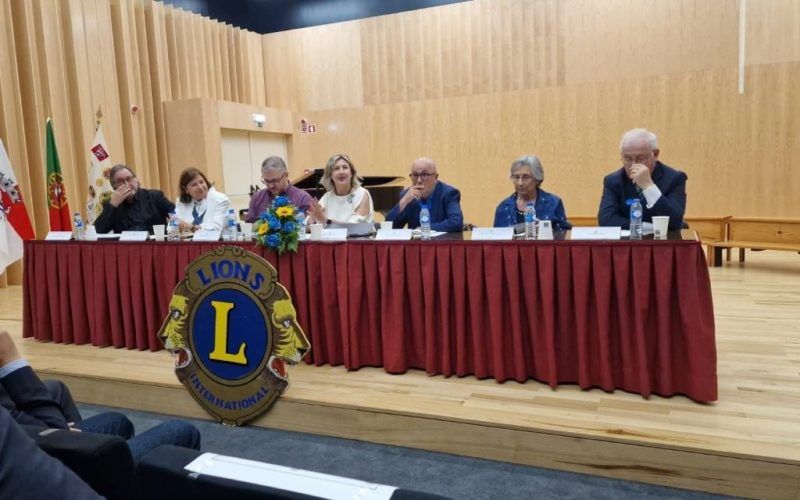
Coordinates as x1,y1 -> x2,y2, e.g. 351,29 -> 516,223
173,167 -> 230,232
307,154 -> 374,225
493,155 -> 571,230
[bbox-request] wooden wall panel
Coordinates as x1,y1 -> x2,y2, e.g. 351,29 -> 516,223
0,0 -> 268,285
290,61 -> 800,227
356,0 -> 563,107
262,20 -> 364,111
279,0 -> 800,226
561,0 -> 738,86
748,0 -> 800,65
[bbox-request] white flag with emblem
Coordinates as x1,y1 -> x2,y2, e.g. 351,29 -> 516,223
1,140 -> 34,274
86,124 -> 113,224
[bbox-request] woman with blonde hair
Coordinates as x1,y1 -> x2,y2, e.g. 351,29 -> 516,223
307,154 -> 374,224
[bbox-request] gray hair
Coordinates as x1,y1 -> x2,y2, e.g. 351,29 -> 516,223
510,155 -> 544,182
620,128 -> 658,151
261,156 -> 287,174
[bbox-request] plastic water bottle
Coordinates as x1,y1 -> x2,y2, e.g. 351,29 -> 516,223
524,202 -> 537,240
167,212 -> 180,241
223,208 -> 237,241
295,209 -> 306,235
419,203 -> 431,240
72,212 -> 84,240
629,198 -> 643,240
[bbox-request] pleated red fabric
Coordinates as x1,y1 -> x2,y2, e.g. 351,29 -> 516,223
23,239 -> 717,401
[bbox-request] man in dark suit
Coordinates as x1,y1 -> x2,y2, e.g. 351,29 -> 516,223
598,128 -> 687,230
0,330 -> 201,461
0,404 -> 103,499
94,164 -> 175,233
386,157 -> 464,232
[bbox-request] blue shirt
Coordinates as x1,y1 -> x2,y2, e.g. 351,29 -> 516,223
0,359 -> 28,378
386,181 -> 464,232
493,189 -> 571,230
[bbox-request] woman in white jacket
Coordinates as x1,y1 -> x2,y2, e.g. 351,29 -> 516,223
174,167 -> 230,232
307,154 -> 374,225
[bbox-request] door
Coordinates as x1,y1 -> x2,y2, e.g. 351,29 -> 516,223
221,130 -> 287,215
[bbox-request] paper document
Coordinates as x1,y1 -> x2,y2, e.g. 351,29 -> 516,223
320,228 -> 348,241
411,229 -> 446,239
374,229 -> 413,241
192,229 -> 222,242
119,231 -> 149,242
471,227 -> 514,240
570,227 -> 622,240
45,231 -> 73,241
185,453 -> 397,500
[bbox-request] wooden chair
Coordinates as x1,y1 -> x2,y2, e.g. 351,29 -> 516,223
707,217 -> 800,266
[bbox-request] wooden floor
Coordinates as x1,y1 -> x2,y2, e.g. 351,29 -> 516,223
2,250 -> 800,498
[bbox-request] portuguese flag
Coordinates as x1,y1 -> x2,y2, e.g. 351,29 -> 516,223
45,118 -> 71,231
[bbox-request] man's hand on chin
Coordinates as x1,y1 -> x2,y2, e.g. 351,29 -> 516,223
628,163 -> 654,189
110,185 -> 133,207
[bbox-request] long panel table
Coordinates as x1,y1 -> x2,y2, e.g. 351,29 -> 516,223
22,236 -> 717,401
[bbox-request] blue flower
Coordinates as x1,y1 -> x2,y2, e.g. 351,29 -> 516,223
273,196 -> 289,207
266,234 -> 281,247
268,217 -> 281,231
282,221 -> 296,233
260,210 -> 270,220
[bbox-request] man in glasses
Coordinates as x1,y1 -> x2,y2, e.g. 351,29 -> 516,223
245,156 -> 313,223
94,164 -> 175,233
386,157 -> 464,232
598,128 -> 687,230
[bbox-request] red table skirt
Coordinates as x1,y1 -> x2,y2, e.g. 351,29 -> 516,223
23,239 -> 717,401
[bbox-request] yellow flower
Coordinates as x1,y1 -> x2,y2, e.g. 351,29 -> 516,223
275,206 -> 294,218
257,224 -> 268,235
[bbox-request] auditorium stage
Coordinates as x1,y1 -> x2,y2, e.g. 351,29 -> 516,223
2,251 -> 799,498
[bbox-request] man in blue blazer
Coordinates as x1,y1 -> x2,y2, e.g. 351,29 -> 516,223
598,128 -> 687,230
0,405 -> 103,499
0,330 -> 201,462
387,157 -> 464,232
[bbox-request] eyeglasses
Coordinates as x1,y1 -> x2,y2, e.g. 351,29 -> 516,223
112,175 -> 137,188
409,172 -> 435,182
262,173 -> 287,186
511,174 -> 534,182
622,153 -> 652,164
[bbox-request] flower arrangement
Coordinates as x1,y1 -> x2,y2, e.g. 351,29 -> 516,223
253,196 -> 302,254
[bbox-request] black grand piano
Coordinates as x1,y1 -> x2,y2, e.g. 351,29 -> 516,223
249,169 -> 405,216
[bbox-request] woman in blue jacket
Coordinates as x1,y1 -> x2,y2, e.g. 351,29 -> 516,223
493,155 -> 571,230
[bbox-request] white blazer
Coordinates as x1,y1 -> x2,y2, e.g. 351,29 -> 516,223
175,187 -> 231,231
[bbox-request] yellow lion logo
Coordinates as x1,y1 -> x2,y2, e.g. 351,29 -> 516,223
158,247 -> 310,424
267,285 -> 310,382
158,284 -> 191,370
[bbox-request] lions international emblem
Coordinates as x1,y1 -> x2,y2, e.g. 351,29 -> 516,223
158,246 -> 310,425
